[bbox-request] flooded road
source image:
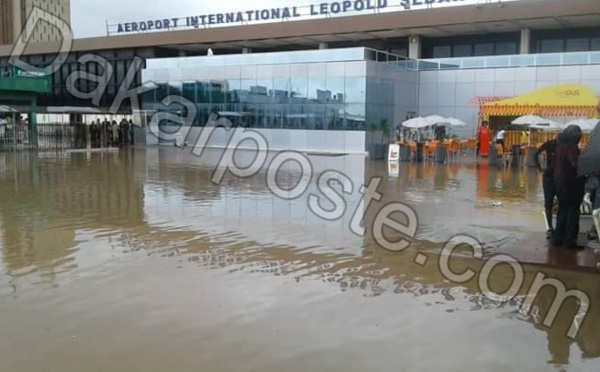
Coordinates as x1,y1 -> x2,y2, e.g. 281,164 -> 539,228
1,147 -> 599,371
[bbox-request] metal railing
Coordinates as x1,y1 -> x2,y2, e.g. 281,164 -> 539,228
418,51 -> 600,70
0,123 -> 135,152
0,123 -> 81,151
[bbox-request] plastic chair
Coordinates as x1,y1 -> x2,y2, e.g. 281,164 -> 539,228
446,140 -> 458,159
409,142 -> 417,160
424,142 -> 436,160
465,138 -> 477,154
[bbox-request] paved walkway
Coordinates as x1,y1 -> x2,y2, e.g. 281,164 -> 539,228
490,232 -> 600,273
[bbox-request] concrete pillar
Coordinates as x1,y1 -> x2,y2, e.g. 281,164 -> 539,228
408,35 -> 421,59
242,47 -> 251,54
319,42 -> 328,49
520,28 -> 531,54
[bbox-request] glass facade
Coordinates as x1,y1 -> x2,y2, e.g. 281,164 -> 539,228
142,49 -> 382,132
421,33 -> 520,59
418,50 -> 600,70
0,48 -> 156,113
532,28 -> 600,54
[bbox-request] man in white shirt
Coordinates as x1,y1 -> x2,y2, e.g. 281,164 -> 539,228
495,129 -> 505,152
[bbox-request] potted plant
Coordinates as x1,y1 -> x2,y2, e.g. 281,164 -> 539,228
366,122 -> 378,159
379,119 -> 392,160
367,118 -> 390,160
368,118 -> 391,160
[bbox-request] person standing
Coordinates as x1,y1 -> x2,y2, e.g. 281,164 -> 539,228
520,129 -> 529,146
111,120 -> 119,146
495,127 -> 506,153
553,125 -> 585,249
583,172 -> 600,241
534,135 -> 558,238
478,121 -> 491,157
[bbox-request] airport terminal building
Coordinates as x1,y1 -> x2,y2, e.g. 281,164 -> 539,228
0,0 -> 599,155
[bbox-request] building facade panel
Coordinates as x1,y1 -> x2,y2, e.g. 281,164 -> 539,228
531,27 -> 600,54
0,0 -> 70,45
417,64 -> 600,137
139,48 -> 419,155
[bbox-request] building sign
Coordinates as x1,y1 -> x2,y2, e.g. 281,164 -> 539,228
12,67 -> 46,78
113,0 -> 466,34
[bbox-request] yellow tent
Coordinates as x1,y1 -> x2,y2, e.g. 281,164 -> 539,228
482,83 -> 599,117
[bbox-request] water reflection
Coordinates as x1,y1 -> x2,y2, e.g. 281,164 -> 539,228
0,148 -> 599,370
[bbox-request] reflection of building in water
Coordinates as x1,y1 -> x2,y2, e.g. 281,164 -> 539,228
474,162 -> 541,203
1,148 -> 599,365
0,152 -> 145,281
141,148 -> 367,256
121,189 -> 600,367
529,273 -> 600,365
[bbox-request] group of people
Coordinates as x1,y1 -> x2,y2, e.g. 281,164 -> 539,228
89,119 -> 134,148
477,121 -> 531,156
397,125 -> 448,143
534,124 -> 599,249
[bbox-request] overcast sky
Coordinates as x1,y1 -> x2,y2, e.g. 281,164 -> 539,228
70,0 -> 515,38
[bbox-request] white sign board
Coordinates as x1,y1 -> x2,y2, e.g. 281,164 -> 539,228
388,160 -> 399,177
388,144 -> 400,162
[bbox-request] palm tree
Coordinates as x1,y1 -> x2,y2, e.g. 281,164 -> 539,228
378,118 -> 389,144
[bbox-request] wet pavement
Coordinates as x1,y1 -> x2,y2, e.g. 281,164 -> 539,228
0,147 -> 599,371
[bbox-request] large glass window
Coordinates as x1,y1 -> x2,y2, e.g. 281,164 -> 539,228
290,74 -> 308,99
532,28 -> 600,53
432,45 -> 451,58
182,82 -> 196,102
474,43 -> 494,56
344,77 -> 366,104
539,39 -> 563,53
591,37 -> 600,51
422,33 -> 520,58
453,44 -> 472,57
495,41 -> 517,55
140,58 -> 372,131
565,38 -> 589,52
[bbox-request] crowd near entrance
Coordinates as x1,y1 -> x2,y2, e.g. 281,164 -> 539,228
0,108 -> 135,152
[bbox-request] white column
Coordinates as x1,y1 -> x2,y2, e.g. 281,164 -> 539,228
408,35 -> 421,59
520,28 -> 531,54
319,42 -> 328,49
242,47 -> 251,54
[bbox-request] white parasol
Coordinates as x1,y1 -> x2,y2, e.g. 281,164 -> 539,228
511,115 -> 554,126
529,121 -> 564,131
401,116 -> 431,129
424,115 -> 448,125
445,117 -> 467,127
565,118 -> 599,133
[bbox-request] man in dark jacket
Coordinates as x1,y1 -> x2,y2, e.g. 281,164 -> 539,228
534,135 -> 558,237
552,125 -> 585,249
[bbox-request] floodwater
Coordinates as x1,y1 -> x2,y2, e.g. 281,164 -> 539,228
0,147 -> 599,372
